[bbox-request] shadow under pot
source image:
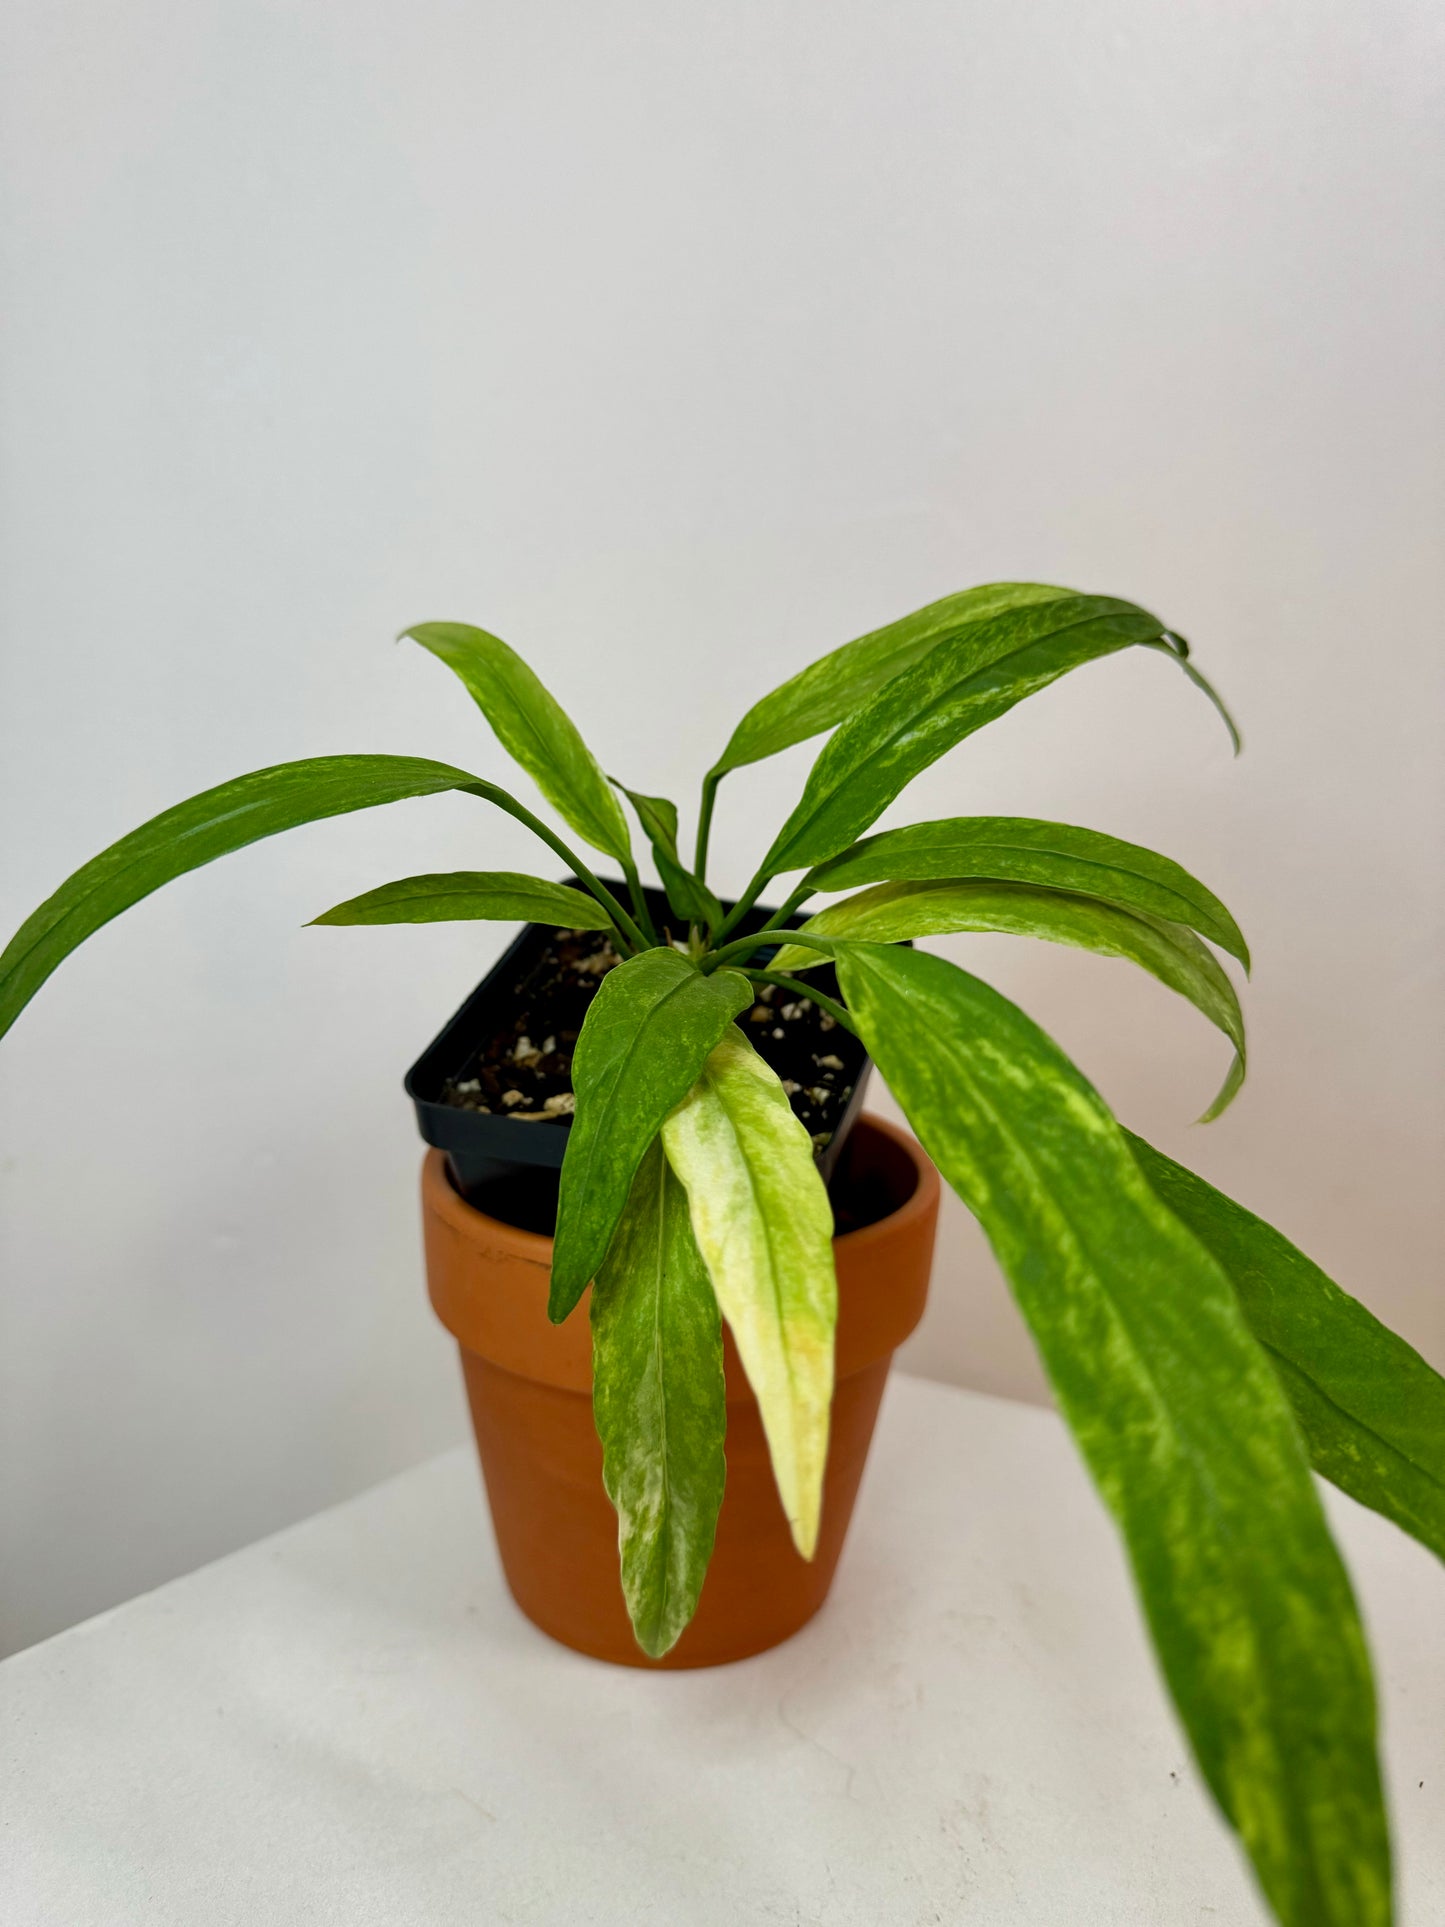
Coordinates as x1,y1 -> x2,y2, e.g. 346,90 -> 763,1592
422,1113 -> 940,1668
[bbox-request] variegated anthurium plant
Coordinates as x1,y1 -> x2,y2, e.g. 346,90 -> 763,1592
3,586 -> 1442,1926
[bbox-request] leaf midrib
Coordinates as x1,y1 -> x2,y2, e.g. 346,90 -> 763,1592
710,1062 -> 802,1463
1262,1337 -> 1445,1501
566,966 -> 719,1269
646,1151 -> 677,1647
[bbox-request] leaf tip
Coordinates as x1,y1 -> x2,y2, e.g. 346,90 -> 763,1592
790,1513 -> 821,1561
1194,1053 -> 1245,1124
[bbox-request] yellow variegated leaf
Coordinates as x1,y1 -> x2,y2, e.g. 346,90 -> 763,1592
771,877 -> 1246,1120
660,1027 -> 837,1558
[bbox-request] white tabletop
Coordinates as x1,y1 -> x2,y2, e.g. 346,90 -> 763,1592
4,1374 -> 1441,1926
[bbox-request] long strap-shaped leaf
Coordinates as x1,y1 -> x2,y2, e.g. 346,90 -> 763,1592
710,583 -> 1074,777
405,622 -> 632,862
805,814 -> 1248,969
550,951 -> 753,1322
1129,1133 -> 1445,1566
774,880 -> 1245,1120
311,871 -> 610,928
591,1138 -> 727,1658
833,940 -> 1390,1927
759,593 -> 1170,876
0,755 -> 536,1041
661,1028 -> 836,1559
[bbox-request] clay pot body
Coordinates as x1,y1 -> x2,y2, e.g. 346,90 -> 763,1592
423,1113 -> 939,1668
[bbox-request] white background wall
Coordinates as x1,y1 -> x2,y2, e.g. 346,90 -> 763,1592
2,0 -> 1441,1655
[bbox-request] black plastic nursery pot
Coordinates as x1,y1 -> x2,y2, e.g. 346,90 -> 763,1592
405,881 -> 875,1234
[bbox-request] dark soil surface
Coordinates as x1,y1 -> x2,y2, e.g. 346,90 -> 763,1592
441,927 -> 868,1152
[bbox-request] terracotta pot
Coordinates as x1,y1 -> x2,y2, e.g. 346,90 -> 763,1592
422,1112 -> 940,1668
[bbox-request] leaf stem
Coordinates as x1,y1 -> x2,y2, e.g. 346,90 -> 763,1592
703,888 -> 816,973
745,970 -> 859,1038
694,770 -> 722,880
713,872 -> 772,944
468,781 -> 649,953
620,853 -> 660,947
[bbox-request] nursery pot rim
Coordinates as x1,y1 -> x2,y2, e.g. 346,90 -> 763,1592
427,1108 -> 937,1265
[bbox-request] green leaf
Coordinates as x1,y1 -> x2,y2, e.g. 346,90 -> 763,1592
0,755 -> 506,1042
550,950 -> 753,1322
1144,636 -> 1243,755
805,814 -> 1249,969
609,781 -> 680,856
833,940 -> 1389,1927
310,871 -> 611,929
653,846 -> 725,934
591,1137 -> 727,1658
661,1027 -> 837,1559
405,621 -> 632,861
760,594 -> 1171,876
1129,1133 -> 1445,1566
774,879 -> 1246,1120
711,583 -> 1075,776
612,779 -> 723,932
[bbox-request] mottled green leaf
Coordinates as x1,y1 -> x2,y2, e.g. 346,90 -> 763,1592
550,950 -> 753,1322
774,879 -> 1245,1120
760,594 -> 1171,876
834,940 -> 1390,1927
1129,1133 -> 1445,1566
805,814 -> 1248,969
661,1027 -> 836,1559
591,1138 -> 727,1658
0,755 -> 510,1042
405,621 -> 632,860
711,583 -> 1074,776
309,870 -> 610,929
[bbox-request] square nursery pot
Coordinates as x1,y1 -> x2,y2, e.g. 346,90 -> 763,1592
409,885 -> 941,1667
407,882 -> 876,1223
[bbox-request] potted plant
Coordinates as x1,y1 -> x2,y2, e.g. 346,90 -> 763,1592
3,582 -> 1440,1927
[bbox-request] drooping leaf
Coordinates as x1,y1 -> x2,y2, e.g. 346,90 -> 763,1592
0,755 -> 516,1042
660,1027 -> 836,1559
550,950 -> 753,1322
652,847 -> 724,934
833,939 -> 1390,1927
711,583 -> 1075,776
405,621 -> 632,860
609,781 -> 680,856
804,814 -> 1248,969
1144,636 -> 1243,755
1129,1133 -> 1445,1566
759,594 -> 1171,876
773,879 -> 1245,1120
612,779 -> 723,932
310,871 -> 610,929
591,1138 -> 727,1658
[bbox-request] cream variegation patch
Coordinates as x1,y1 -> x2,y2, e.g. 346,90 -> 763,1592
662,1028 -> 837,1559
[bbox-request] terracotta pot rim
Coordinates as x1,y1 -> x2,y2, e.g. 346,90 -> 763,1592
428,1109 -> 938,1254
